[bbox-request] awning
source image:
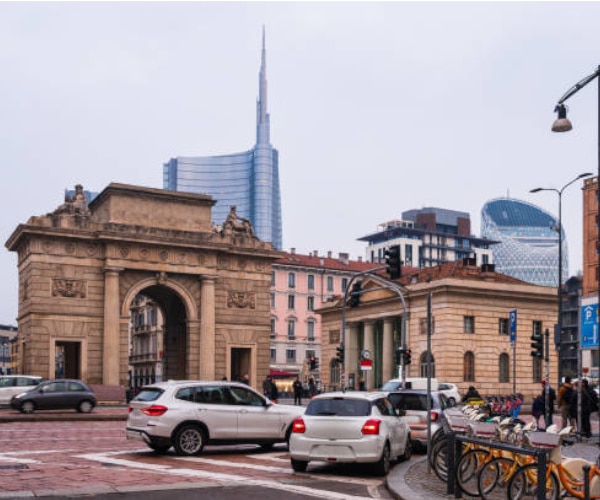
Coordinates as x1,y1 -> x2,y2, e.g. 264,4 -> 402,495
269,369 -> 298,378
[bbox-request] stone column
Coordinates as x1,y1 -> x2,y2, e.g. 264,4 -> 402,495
199,275 -> 217,380
347,323 -> 360,388
103,267 -> 122,385
363,321 -> 375,390
383,318 -> 395,382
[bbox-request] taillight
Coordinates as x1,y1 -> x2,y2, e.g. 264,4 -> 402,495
361,419 -> 381,435
141,405 -> 168,417
430,411 -> 439,422
292,418 -> 306,433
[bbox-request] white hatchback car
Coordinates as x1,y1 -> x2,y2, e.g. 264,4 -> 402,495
289,391 -> 412,476
0,375 -> 43,406
438,382 -> 461,405
126,380 -> 305,456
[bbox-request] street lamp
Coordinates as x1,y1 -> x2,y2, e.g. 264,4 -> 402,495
530,173 -> 593,385
550,67 -> 600,445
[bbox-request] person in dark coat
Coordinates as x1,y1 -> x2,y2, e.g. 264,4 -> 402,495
462,386 -> 482,403
580,378 -> 599,438
269,380 -> 279,403
541,380 -> 556,428
532,395 -> 545,428
292,376 -> 303,406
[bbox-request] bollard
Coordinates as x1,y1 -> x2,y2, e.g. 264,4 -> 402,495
583,464 -> 591,500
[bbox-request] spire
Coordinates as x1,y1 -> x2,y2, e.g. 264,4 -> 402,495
256,25 -> 269,145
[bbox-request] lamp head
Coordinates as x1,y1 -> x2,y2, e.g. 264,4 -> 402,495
552,103 -> 573,132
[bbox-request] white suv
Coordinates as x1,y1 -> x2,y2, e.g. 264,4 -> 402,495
126,380 -> 305,456
0,375 -> 43,406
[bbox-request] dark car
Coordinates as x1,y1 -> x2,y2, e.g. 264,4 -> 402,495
10,378 -> 97,414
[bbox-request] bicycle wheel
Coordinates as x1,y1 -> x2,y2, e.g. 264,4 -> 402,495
477,456 -> 514,499
507,463 -> 559,500
456,448 -> 490,497
430,437 -> 449,482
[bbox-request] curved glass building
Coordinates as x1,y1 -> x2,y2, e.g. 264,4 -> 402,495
481,198 -> 567,287
163,29 -> 282,249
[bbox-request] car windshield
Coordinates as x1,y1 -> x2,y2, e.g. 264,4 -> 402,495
306,398 -> 371,417
380,381 -> 401,391
134,388 -> 164,402
391,393 -> 432,411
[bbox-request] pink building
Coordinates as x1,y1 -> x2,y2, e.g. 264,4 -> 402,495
270,249 -> 380,393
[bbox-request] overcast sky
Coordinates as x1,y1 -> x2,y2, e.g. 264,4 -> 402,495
1,1 -> 600,324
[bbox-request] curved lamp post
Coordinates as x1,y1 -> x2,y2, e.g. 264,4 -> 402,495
530,173 -> 593,390
550,66 -> 600,445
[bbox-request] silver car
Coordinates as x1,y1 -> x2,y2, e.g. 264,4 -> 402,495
0,375 -> 43,406
289,391 -> 412,476
126,380 -> 305,456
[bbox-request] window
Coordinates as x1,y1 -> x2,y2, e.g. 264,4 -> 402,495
270,293 -> 275,308
463,351 -> 475,382
307,320 -> 315,342
464,316 -> 475,334
532,357 -> 542,382
270,318 -> 276,338
341,278 -> 348,293
532,320 -> 542,337
270,349 -> 276,362
307,296 -> 315,311
288,272 -> 296,288
327,276 -> 334,292
306,349 -> 316,359
287,320 -> 295,340
499,353 -> 509,383
307,274 -> 315,290
419,317 -> 435,335
419,351 -> 436,378
498,318 -> 509,336
286,349 -> 296,363
271,271 -> 276,286
288,294 -> 295,310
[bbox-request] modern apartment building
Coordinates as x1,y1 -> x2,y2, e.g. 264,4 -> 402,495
359,207 -> 495,268
270,250 -> 380,393
481,198 -> 567,287
163,29 -> 282,249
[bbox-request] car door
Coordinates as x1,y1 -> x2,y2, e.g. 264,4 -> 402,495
36,381 -> 68,410
191,385 -> 238,439
376,397 -> 407,457
226,385 -> 284,439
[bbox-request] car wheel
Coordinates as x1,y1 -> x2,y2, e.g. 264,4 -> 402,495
260,443 -> 274,451
399,434 -> 412,462
149,443 -> 171,454
173,425 -> 205,456
77,400 -> 94,413
373,443 -> 391,476
291,458 -> 308,472
21,401 -> 35,414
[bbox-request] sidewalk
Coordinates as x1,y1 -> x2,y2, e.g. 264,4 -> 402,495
386,434 -> 600,500
0,405 -> 128,422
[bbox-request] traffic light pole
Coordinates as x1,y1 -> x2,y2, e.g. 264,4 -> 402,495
340,268 -> 408,391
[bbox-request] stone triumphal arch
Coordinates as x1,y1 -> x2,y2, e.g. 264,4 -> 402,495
5,183 -> 278,390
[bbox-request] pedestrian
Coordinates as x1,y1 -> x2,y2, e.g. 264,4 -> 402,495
532,394 -> 544,428
242,374 -> 250,385
359,377 -> 366,391
567,380 -> 579,432
262,375 -> 273,397
541,380 -> 556,428
269,379 -> 279,403
580,378 -> 599,438
558,376 -> 575,429
308,377 -> 317,397
292,376 -> 303,405
462,385 -> 482,403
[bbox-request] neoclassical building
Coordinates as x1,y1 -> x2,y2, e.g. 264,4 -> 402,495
5,183 -> 278,391
318,260 -> 558,401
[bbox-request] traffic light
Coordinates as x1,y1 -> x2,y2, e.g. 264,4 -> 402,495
336,344 -> 345,364
403,349 -> 412,365
349,281 -> 362,308
309,355 -> 316,370
531,332 -> 543,358
395,348 -> 404,365
385,245 -> 402,280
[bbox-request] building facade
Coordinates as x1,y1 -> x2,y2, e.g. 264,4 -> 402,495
359,207 -> 495,269
163,29 -> 282,249
0,325 -> 17,375
481,198 -> 567,287
269,250 -> 380,394
318,259 -> 558,401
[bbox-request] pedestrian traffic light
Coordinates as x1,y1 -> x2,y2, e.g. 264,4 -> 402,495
531,332 -> 543,358
309,355 -> 316,370
385,245 -> 402,280
336,344 -> 344,364
395,348 -> 404,365
349,281 -> 362,308
403,349 -> 412,365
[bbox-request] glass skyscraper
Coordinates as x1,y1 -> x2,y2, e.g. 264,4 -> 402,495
163,29 -> 282,249
481,198 -> 567,287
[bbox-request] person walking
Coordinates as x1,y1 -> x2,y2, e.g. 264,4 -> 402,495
567,380 -> 579,432
558,376 -> 575,429
580,378 -> 599,438
262,375 -> 273,397
308,377 -> 317,398
293,376 -> 303,406
269,379 -> 279,403
532,394 -> 545,428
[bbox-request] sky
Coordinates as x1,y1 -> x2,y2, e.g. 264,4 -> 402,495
1,1 -> 600,325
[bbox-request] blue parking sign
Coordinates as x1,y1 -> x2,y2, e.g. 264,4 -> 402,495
581,302 -> 599,349
509,310 -> 517,342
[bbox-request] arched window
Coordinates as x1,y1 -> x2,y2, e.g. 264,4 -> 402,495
499,353 -> 509,383
463,351 -> 475,382
419,351 -> 436,378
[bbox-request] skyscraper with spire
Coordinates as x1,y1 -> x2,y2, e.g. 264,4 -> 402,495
163,28 -> 282,249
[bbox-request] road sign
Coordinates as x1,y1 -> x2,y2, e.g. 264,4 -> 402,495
581,298 -> 598,349
509,309 -> 517,342
360,359 -> 373,371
